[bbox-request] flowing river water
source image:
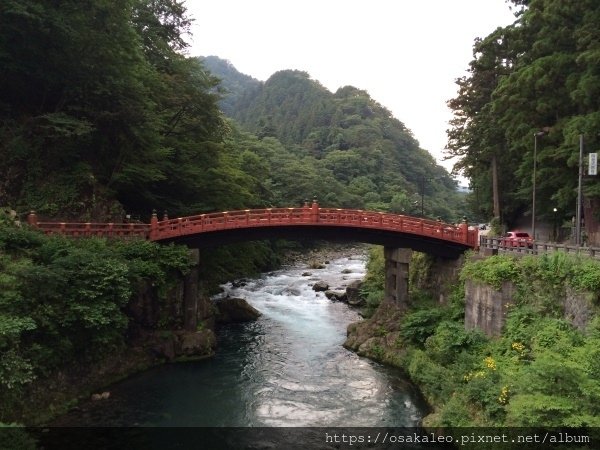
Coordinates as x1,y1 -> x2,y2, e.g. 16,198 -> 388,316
49,247 -> 427,431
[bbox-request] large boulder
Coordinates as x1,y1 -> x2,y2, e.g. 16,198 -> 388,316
312,281 -> 329,292
346,280 -> 365,307
149,329 -> 216,361
215,297 -> 261,323
177,330 -> 216,357
325,290 -> 347,302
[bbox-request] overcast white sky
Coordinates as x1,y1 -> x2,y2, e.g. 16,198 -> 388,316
184,0 -> 517,185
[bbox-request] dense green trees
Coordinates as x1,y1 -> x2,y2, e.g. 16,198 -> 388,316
205,65 -> 466,220
0,0 -> 248,219
447,0 -> 600,235
362,249 -> 600,427
0,221 -> 192,419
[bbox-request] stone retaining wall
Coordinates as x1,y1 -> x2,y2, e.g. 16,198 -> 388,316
465,279 -> 598,336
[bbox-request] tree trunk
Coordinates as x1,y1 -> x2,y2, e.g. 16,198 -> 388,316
492,154 -> 500,220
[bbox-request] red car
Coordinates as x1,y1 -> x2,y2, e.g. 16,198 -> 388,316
502,231 -> 534,248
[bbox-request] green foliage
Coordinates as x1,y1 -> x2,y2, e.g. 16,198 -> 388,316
460,254 -> 521,289
208,65 -> 465,219
570,258 -> 600,291
398,251 -> 600,428
359,246 -> 385,317
400,309 -> 446,346
447,0 -> 600,229
0,424 -> 38,450
406,349 -> 454,405
424,322 -> 486,365
0,223 -> 194,411
199,241 -> 281,293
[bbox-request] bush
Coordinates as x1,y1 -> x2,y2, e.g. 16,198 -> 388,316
400,308 -> 445,346
424,322 -> 486,365
0,222 -> 196,408
460,254 -> 521,289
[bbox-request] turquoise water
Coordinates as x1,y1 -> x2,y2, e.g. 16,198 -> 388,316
51,253 -> 426,428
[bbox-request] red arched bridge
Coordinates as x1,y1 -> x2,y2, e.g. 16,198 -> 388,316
26,201 -> 478,259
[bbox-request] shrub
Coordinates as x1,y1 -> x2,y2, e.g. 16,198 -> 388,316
400,308 -> 445,346
460,254 -> 521,289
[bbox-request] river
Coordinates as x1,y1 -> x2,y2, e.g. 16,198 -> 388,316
43,247 -> 428,447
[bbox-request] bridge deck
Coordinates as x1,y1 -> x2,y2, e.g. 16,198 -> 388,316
26,202 -> 478,251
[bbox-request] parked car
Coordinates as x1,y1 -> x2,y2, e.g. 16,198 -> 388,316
501,231 -> 534,248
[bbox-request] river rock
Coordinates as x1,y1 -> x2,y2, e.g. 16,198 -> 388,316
312,281 -> 329,292
215,297 -> 261,323
325,290 -> 347,302
91,392 -> 110,401
282,287 -> 301,296
346,280 -> 365,307
177,330 -> 217,356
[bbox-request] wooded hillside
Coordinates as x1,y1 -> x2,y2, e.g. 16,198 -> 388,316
446,0 -> 600,242
1,1 -> 464,225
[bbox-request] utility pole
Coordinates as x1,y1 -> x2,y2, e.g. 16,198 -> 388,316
576,134 -> 584,245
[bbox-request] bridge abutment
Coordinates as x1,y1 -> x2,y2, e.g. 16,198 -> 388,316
384,247 -> 412,306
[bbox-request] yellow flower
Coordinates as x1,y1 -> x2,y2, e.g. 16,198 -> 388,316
511,342 -> 524,352
484,356 -> 497,370
498,385 -> 510,404
511,342 -> 526,357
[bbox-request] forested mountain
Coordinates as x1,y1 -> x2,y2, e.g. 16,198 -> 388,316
447,0 -> 600,242
202,60 -> 466,220
200,56 -> 262,117
0,0 -> 465,226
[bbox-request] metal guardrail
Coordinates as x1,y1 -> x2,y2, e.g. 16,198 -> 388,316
480,236 -> 600,259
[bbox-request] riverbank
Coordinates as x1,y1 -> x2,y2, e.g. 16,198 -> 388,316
40,243 -> 427,429
4,241 -> 371,426
345,251 -> 600,428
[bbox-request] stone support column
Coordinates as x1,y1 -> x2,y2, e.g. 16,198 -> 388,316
183,248 -> 200,331
384,247 -> 412,306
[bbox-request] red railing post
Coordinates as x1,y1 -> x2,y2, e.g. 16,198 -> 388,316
303,200 -> 310,222
459,217 -> 469,244
311,197 -> 319,223
27,211 -> 38,227
150,210 -> 158,240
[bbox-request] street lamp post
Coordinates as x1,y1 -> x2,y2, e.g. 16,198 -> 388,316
553,207 -> 558,241
532,131 -> 547,240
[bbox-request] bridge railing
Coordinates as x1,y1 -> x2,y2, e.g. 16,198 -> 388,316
480,236 -> 600,259
154,207 -> 312,239
28,221 -> 150,239
317,208 -> 475,245
26,204 -> 478,247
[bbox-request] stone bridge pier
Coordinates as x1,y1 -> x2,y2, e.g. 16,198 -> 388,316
384,247 -> 412,307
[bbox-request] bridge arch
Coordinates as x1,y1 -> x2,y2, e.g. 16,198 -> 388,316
150,202 -> 476,260
27,201 -> 477,307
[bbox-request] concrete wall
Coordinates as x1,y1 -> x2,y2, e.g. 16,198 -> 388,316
465,278 -> 598,336
428,255 -> 465,305
464,280 -> 515,337
564,286 -> 596,331
384,247 -> 411,307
